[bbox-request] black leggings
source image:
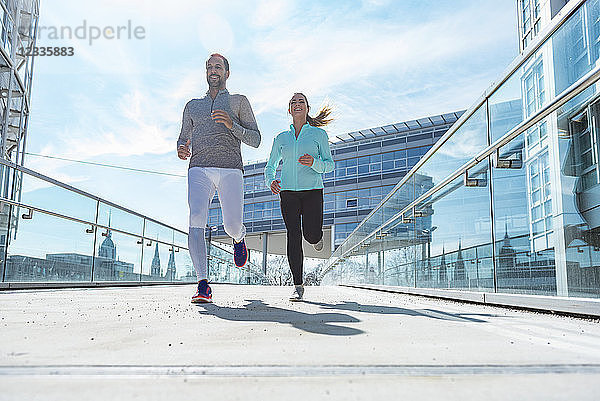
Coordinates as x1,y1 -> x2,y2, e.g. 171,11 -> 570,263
280,189 -> 324,285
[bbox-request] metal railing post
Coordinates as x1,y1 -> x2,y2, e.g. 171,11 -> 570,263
90,200 -> 100,282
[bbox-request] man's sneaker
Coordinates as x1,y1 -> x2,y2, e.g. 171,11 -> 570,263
289,285 -> 304,302
191,280 -> 212,303
313,237 -> 324,252
233,238 -> 249,267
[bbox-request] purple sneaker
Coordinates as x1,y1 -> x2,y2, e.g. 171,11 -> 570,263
233,238 -> 249,267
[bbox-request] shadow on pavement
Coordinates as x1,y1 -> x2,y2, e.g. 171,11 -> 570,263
302,300 -> 495,323
195,299 -> 364,336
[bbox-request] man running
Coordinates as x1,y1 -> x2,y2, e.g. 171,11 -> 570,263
177,53 -> 260,303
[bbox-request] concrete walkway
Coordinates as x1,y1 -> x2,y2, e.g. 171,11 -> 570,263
1,284 -> 599,400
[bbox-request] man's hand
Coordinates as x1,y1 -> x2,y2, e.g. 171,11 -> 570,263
178,139 -> 191,160
211,109 -> 233,129
298,153 -> 314,167
270,180 -> 281,194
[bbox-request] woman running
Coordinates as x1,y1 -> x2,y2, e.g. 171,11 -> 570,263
265,93 -> 334,301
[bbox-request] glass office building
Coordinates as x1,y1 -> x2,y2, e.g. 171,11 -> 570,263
320,0 -> 600,299
0,0 -> 37,197
208,111 -> 464,260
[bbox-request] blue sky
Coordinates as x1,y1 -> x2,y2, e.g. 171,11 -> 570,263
24,0 -> 518,233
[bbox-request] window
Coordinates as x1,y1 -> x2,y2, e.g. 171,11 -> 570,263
568,103 -> 600,192
335,193 -> 347,210
334,222 -> 359,245
408,156 -> 421,166
526,121 -> 548,152
520,0 -> 542,50
407,146 -> 430,158
382,161 -> 395,171
382,151 -> 395,161
346,198 -> 358,208
324,193 -> 335,211
523,58 -> 545,118
369,154 -> 382,163
527,152 -> 552,248
395,159 -> 406,169
395,150 -> 407,159
358,156 -> 370,165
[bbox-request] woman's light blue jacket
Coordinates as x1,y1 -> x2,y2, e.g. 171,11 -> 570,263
264,123 -> 334,191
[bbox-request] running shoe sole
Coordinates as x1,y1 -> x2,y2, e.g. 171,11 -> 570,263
191,296 -> 212,303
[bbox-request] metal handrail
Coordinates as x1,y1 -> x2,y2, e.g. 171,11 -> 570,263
0,196 -> 267,278
321,55 -> 600,279
0,196 -> 270,281
0,196 -> 187,249
327,0 -> 589,265
0,158 -> 188,235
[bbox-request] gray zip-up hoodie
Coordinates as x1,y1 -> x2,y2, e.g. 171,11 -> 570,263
177,89 -> 261,171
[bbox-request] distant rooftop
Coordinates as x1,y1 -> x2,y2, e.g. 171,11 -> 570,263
244,110 -> 465,168
330,111 -> 464,144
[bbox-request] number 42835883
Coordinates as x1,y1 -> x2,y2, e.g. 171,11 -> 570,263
25,46 -> 74,56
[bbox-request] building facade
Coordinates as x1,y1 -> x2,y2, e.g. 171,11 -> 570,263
0,0 -> 39,273
209,111 -> 464,269
517,0 -> 570,52
321,0 -> 600,299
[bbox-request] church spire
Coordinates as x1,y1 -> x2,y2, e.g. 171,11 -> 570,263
98,210 -> 116,260
107,210 -> 112,238
454,238 -> 466,282
151,242 -> 161,276
503,219 -> 511,246
439,245 -> 447,284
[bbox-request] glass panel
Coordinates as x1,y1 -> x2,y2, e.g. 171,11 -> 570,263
382,175 -> 414,222
208,243 -> 244,284
94,229 -> 142,281
382,216 -> 416,287
173,230 -> 188,250
553,3 -> 600,95
19,170 -> 97,223
321,0 -> 600,300
414,160 -> 493,291
140,239 -> 173,281
413,104 -> 488,187
174,246 -> 194,282
556,89 -> 600,298
144,220 -> 174,246
492,131 -> 557,295
4,211 -> 94,282
489,73 -> 524,143
98,202 -> 143,236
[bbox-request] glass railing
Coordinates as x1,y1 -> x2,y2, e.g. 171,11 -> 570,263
321,0 -> 600,299
0,160 -> 269,285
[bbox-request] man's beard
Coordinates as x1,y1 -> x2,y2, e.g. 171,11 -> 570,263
208,75 -> 223,88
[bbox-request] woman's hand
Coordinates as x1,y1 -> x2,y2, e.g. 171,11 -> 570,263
270,180 -> 281,194
298,153 -> 314,167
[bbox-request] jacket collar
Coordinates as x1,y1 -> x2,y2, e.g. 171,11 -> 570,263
290,123 -> 309,136
205,88 -> 229,97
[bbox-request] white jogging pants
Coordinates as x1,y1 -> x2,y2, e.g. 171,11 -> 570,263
187,167 -> 246,280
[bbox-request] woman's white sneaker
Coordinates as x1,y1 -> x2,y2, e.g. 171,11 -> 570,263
313,237 -> 323,252
289,285 -> 304,301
